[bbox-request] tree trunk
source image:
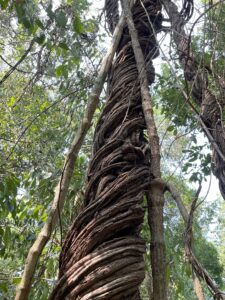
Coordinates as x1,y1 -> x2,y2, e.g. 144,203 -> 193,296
147,184 -> 167,300
193,273 -> 205,300
50,1 -> 162,299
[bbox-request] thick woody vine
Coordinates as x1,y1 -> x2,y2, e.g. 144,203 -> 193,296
50,0 -> 163,299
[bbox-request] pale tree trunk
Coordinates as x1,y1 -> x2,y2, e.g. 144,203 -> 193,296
121,1 -> 168,299
50,0 -> 163,299
147,186 -> 167,300
193,273 -> 205,300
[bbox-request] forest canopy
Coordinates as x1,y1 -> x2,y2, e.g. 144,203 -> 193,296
0,0 -> 225,299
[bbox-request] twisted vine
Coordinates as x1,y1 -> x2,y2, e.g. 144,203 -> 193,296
50,1 -> 162,299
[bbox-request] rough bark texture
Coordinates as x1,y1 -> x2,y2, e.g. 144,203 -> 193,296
50,1 -> 162,299
163,0 -> 225,199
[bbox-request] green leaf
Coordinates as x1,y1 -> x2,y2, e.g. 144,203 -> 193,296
22,17 -> 32,30
13,277 -> 21,285
58,42 -> 69,50
0,282 -> 8,292
73,16 -> 84,34
46,4 -> 54,20
40,285 -> 49,300
46,40 -> 53,50
55,46 -> 61,57
86,19 -> 96,33
7,96 -> 15,107
167,125 -> 174,132
166,265 -> 170,284
55,64 -> 68,78
189,172 -> 199,182
185,264 -> 192,277
35,19 -> 45,29
4,227 -> 11,246
0,226 -> 4,236
46,258 -> 55,275
55,11 -> 67,28
182,163 -> 192,172
190,135 -> 197,144
0,0 -> 9,9
55,65 -> 64,77
33,205 -> 43,217
15,4 -> 24,18
35,34 -> 45,45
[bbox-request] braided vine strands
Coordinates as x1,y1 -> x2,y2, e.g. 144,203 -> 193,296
50,1 -> 162,299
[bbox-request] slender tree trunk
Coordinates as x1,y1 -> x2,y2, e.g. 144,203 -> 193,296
121,1 -> 168,298
147,185 -> 167,300
50,1 -> 163,299
193,273 -> 205,300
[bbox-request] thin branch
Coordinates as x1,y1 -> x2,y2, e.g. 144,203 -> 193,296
184,182 -> 202,260
0,39 -> 35,85
0,55 -> 31,74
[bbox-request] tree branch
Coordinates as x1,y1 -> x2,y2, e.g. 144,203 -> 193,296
0,39 -> 35,85
0,54 -> 31,74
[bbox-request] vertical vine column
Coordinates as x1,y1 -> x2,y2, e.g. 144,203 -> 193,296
50,1 -> 162,299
